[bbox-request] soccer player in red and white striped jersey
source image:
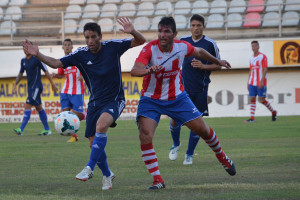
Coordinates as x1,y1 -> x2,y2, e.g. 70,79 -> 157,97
244,41 -> 277,123
52,39 -> 86,142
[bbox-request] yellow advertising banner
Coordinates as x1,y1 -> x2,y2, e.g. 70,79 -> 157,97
273,40 -> 300,66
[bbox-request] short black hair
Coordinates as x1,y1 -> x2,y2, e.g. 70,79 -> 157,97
63,38 -> 72,45
158,16 -> 176,33
190,14 -> 205,25
251,40 -> 259,45
83,22 -> 101,35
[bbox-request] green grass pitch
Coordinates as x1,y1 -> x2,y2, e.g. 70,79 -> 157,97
0,116 -> 300,200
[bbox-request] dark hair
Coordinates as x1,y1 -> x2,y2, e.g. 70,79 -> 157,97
63,38 -> 73,45
190,14 -> 205,25
251,40 -> 259,45
83,22 -> 101,35
158,16 -> 176,33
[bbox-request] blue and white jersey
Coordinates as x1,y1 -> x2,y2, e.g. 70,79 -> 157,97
20,56 -> 47,90
60,39 -> 132,106
180,35 -> 220,92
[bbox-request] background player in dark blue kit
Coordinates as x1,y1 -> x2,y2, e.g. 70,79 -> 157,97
22,17 -> 146,190
12,48 -> 58,136
168,14 -> 229,165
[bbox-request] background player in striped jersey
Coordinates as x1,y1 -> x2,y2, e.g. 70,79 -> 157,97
23,17 -> 146,190
168,14 -> 226,165
131,16 -> 236,190
244,41 -> 277,123
52,38 -> 86,143
12,47 -> 58,136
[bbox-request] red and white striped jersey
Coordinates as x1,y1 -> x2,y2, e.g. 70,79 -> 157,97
136,39 -> 195,101
249,52 -> 268,86
58,66 -> 84,95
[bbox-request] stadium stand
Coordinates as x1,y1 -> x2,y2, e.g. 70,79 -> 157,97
227,13 -> 243,27
243,12 -> 262,27
0,7 -> 3,20
9,0 -> 27,6
150,15 -> 162,30
0,0 -> 9,6
82,4 -> 100,18
118,3 -> 136,17
265,0 -> 283,12
228,0 -> 246,13
174,1 -> 191,15
133,16 -> 150,31
285,0 -> 300,11
262,11 -> 280,27
87,0 -> 103,4
191,0 -> 209,15
4,6 -> 22,20
104,0 -> 121,3
60,19 -> 77,34
77,18 -> 94,33
136,2 -> 154,16
282,11 -> 299,26
69,0 -> 86,4
246,0 -> 265,13
100,3 -> 117,17
210,0 -> 227,14
174,15 -> 187,29
155,1 -> 173,16
98,18 -> 114,32
206,14 -> 224,28
64,5 -> 82,19
0,20 -> 16,35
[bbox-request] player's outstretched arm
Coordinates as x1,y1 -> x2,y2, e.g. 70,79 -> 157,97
22,39 -> 64,69
131,62 -> 161,77
193,47 -> 231,69
191,59 -> 222,71
117,17 -> 146,48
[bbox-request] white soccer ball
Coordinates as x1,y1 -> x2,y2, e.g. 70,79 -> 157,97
54,111 -> 80,136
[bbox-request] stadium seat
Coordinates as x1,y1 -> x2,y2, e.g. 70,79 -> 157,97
140,0 -> 156,2
123,0 -> 139,2
4,6 -> 22,20
118,3 -> 136,17
104,0 -> 121,3
155,1 -> 173,16
282,11 -> 299,26
227,13 -> 243,27
0,20 -> 16,35
98,18 -> 114,32
100,4 -> 117,17
82,4 -> 100,18
210,0 -> 227,14
150,16 -> 162,30
174,15 -> 187,29
134,17 -> 150,31
262,12 -> 280,27
9,0 -> 27,6
60,19 -> 77,34
191,0 -> 209,14
0,7 -> 3,21
137,2 -> 154,16
77,19 -> 94,33
64,5 -> 82,19
86,0 -> 104,4
69,0 -> 86,4
246,0 -> 265,13
265,0 -> 283,12
206,14 -> 224,28
243,12 -> 261,27
228,0 -> 246,13
174,1 -> 191,15
285,0 -> 300,11
0,0 -> 9,6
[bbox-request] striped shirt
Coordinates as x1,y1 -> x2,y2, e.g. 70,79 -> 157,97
249,52 -> 268,86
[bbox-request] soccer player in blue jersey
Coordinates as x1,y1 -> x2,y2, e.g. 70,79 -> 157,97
12,47 -> 58,136
22,17 -> 146,190
169,14 -> 228,165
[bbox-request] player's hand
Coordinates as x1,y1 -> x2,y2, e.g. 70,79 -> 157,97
191,58 -> 204,69
219,60 -> 231,69
22,39 -> 39,56
147,65 -> 162,74
78,75 -> 84,82
12,84 -> 17,93
52,84 -> 58,93
117,17 -> 134,34
258,82 -> 263,89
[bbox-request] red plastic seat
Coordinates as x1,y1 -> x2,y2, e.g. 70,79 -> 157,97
246,0 -> 265,12
243,12 -> 261,27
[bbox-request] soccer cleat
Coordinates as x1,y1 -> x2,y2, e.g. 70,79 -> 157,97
67,136 -> 79,143
272,111 -> 277,121
13,128 -> 23,136
148,181 -> 165,190
183,154 -> 193,165
244,119 -> 255,123
76,166 -> 94,181
169,144 -> 181,161
38,129 -> 52,136
102,171 -> 115,190
217,153 -> 236,176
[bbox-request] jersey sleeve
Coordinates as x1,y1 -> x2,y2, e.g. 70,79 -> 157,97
135,42 -> 152,66
20,59 -> 25,73
181,40 -> 196,57
115,39 -> 132,55
58,67 -> 64,75
60,50 -> 78,69
262,54 -> 268,68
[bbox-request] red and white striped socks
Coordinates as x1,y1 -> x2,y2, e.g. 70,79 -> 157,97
250,100 -> 256,120
262,100 -> 275,113
141,143 -> 163,183
203,128 -> 224,156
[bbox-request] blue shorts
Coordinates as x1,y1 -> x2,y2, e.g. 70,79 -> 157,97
137,91 -> 203,127
85,98 -> 125,138
26,87 -> 42,106
60,93 -> 84,113
249,85 -> 267,97
187,87 -> 209,116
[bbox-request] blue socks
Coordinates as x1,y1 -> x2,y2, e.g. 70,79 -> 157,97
186,131 -> 201,156
38,109 -> 49,130
20,110 -> 31,131
87,132 -> 109,174
170,123 -> 181,147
